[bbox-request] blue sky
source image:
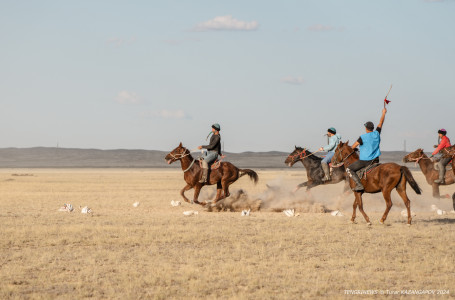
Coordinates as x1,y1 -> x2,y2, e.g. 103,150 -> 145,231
1,0 -> 454,152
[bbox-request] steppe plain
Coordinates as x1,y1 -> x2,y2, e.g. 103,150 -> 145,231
1,168 -> 454,299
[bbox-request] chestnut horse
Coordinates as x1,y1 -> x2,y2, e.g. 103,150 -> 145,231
403,149 -> 454,199
285,146 -> 350,193
165,143 -> 258,205
332,141 -> 421,225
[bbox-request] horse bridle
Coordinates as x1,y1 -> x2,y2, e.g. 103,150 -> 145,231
168,148 -> 191,160
332,147 -> 355,168
288,149 -> 307,162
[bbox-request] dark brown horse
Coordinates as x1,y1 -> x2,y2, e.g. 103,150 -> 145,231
403,149 -> 454,199
285,147 -> 350,193
165,143 -> 258,205
332,141 -> 421,225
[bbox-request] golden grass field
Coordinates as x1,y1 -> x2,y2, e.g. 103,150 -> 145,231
1,168 -> 454,299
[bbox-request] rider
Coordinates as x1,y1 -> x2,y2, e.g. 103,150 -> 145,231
430,129 -> 451,184
318,127 -> 341,181
346,108 -> 387,191
197,123 -> 222,183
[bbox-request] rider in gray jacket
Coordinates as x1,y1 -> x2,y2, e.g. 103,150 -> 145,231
197,123 -> 221,183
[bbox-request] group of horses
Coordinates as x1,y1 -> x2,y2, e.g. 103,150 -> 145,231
165,143 -> 455,226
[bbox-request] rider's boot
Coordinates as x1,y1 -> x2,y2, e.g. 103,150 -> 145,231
434,163 -> 445,184
321,162 -> 331,182
199,160 -> 208,184
348,169 -> 364,192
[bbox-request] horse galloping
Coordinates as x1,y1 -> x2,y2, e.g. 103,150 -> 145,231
165,143 -> 258,205
403,148 -> 454,199
285,146 -> 350,193
333,141 -> 421,225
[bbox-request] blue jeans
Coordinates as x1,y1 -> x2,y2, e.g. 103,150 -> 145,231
203,151 -> 219,165
322,151 -> 335,164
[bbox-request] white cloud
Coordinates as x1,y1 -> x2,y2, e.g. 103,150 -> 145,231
193,15 -> 259,32
145,109 -> 189,119
115,90 -> 140,104
106,36 -> 136,47
281,76 -> 305,85
308,24 -> 335,32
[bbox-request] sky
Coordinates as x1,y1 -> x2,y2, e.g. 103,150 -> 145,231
1,0 -> 454,153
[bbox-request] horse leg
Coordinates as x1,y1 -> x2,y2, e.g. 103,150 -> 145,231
351,193 -> 359,224
396,183 -> 412,226
214,181 -> 223,201
192,185 -> 204,205
357,193 -> 371,225
380,188 -> 394,224
180,184 -> 193,203
222,180 -> 232,200
293,182 -> 307,193
432,183 -> 441,199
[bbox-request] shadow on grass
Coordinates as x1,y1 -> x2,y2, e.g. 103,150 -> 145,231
419,218 -> 455,224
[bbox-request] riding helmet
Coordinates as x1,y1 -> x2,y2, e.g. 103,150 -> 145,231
212,123 -> 221,131
364,121 -> 374,131
327,127 -> 336,134
438,128 -> 447,135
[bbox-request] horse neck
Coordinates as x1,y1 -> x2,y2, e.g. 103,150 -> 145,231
417,154 -> 433,174
179,153 -> 195,171
343,148 -> 359,168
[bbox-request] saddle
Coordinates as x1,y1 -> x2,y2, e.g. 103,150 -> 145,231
356,163 -> 381,180
198,158 -> 223,170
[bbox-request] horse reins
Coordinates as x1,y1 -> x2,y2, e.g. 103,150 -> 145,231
332,148 -> 355,168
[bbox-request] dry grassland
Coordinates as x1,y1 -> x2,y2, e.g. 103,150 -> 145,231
0,168 -> 454,299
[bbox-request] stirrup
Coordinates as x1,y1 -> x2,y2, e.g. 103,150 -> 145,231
352,184 -> 364,192
434,179 -> 445,184
322,176 -> 331,182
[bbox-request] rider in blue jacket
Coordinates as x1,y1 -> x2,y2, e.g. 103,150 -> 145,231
318,127 -> 341,181
348,108 -> 387,191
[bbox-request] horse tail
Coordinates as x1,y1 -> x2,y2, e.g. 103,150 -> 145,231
401,166 -> 421,195
452,193 -> 455,211
239,169 -> 259,184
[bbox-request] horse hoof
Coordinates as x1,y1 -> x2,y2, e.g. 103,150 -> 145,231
367,222 -> 372,226
407,223 -> 411,227
379,221 -> 384,225
350,221 -> 357,224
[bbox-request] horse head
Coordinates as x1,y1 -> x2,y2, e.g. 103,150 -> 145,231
285,146 -> 307,167
403,148 -> 425,163
332,141 -> 353,166
165,142 -> 190,165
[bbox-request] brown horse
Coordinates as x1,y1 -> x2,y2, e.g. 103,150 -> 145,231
332,141 -> 421,225
402,149 -> 454,199
165,143 -> 258,205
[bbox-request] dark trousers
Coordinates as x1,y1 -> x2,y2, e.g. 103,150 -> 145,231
347,158 -> 379,173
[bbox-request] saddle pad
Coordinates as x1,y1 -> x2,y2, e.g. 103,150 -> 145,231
356,163 -> 381,180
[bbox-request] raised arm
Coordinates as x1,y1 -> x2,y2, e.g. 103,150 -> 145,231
377,108 -> 387,129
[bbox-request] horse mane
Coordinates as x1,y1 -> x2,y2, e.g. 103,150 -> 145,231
305,149 -> 322,161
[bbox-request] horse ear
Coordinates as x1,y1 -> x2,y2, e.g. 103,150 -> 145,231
346,140 -> 349,146
179,142 -> 182,147
295,145 -> 297,149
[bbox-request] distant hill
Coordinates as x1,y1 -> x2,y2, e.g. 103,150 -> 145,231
0,147 -> 416,169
